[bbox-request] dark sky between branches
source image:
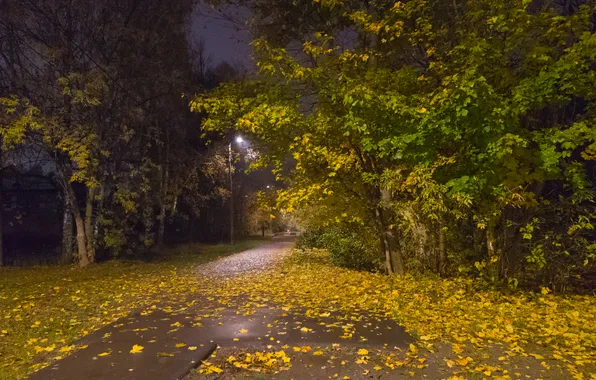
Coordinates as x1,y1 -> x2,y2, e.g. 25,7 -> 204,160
191,3 -> 253,68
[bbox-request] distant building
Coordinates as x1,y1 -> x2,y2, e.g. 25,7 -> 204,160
2,166 -> 62,264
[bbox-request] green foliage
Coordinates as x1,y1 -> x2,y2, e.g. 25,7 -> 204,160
296,227 -> 326,250
298,226 -> 383,272
194,0 -> 596,289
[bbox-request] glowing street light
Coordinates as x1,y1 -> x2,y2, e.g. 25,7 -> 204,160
235,136 -> 244,143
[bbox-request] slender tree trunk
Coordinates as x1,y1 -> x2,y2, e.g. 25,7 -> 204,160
84,187 -> 95,264
158,204 -> 166,249
157,127 -> 170,252
62,198 -> 74,264
0,141 -> 3,267
486,226 -> 496,259
438,221 -> 446,276
93,183 -> 104,253
229,141 -> 234,245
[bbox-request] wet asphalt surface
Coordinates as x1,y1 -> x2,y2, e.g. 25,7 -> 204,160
27,237 -> 412,380
197,237 -> 295,277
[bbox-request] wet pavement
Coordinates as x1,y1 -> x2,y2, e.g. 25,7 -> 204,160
27,237 -> 413,380
196,237 -> 294,277
27,308 -> 217,380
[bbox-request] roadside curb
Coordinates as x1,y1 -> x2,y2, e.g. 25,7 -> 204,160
177,342 -> 217,380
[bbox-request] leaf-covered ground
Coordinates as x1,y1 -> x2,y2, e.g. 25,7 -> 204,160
190,249 -> 596,379
0,240 -> 267,380
2,243 -> 595,380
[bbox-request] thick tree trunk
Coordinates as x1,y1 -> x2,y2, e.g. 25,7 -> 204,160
84,187 -> 95,264
74,211 -> 89,267
64,181 -> 89,266
375,206 -> 405,275
388,230 -> 405,275
380,188 -> 405,275
376,208 -> 393,275
62,199 -> 74,264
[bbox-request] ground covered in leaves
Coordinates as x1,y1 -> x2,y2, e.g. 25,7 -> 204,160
190,249 -> 596,380
2,244 -> 595,380
0,240 -> 267,380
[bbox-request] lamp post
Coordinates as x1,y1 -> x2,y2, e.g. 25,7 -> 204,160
228,136 -> 244,245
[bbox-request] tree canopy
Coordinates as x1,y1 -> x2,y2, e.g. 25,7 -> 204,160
193,0 -> 596,289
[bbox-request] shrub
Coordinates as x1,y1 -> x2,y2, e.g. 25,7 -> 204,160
298,225 -> 383,272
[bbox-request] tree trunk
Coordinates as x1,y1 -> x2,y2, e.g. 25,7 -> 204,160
438,221 -> 446,276
380,188 -> 405,275
157,203 -> 166,249
157,126 -> 170,252
62,198 -> 74,264
486,226 -> 496,259
387,229 -> 405,275
0,150 -> 3,267
84,187 -> 95,264
74,211 -> 89,267
376,208 -> 393,275
64,181 -> 89,266
0,139 -> 3,267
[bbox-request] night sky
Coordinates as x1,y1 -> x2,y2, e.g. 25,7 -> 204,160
191,4 -> 253,68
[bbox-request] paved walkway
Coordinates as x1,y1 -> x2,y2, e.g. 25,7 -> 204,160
27,238 -> 412,380
197,237 -> 294,276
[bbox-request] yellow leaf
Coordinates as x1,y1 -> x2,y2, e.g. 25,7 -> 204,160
301,345 -> 312,353
417,107 -> 427,113
357,348 -> 369,355
130,344 -> 144,354
239,328 -> 248,334
188,346 -> 198,351
97,352 -> 110,357
175,343 -> 186,348
456,357 -> 472,366
374,365 -> 383,371
313,350 -> 324,356
59,345 -> 75,353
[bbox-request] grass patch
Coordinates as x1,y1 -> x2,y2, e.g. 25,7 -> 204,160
0,239 -> 269,380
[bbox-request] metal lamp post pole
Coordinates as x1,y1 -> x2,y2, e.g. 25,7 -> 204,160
228,140 -> 234,245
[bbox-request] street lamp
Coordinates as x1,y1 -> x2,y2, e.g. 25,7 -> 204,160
228,135 -> 246,245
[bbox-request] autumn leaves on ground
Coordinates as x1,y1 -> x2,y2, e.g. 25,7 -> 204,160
1,244 -> 595,380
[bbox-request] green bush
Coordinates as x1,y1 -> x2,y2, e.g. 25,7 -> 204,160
298,225 -> 383,272
296,227 -> 326,249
